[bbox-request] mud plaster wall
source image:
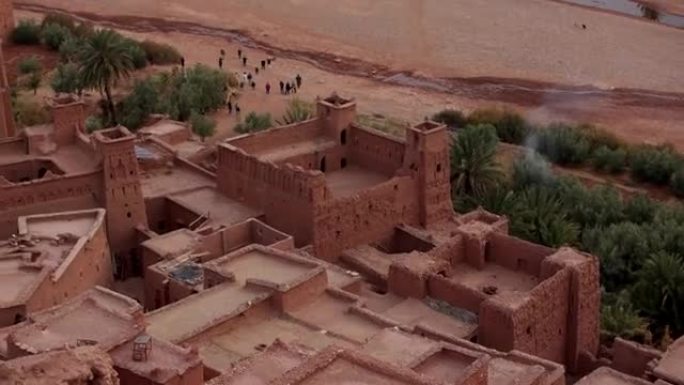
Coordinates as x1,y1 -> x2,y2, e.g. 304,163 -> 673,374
0,172 -> 102,237
115,361 -> 203,385
312,176 -> 419,260
486,232 -> 555,277
144,266 -> 196,311
52,102 -> 85,146
349,125 -> 405,176
217,145 -> 325,246
480,268 -> 571,364
427,275 -> 487,314
611,338 -> 662,377
0,0 -> 13,39
271,269 -> 328,312
26,220 -> 113,313
0,305 -> 25,327
0,159 -> 64,183
227,119 -> 324,154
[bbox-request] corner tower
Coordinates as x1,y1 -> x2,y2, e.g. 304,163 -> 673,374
316,93 -> 356,145
404,121 -> 453,227
93,126 -> 148,253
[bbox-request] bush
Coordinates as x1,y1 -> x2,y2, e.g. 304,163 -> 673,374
14,97 -> 51,127
671,169 -> 684,198
25,72 -> 41,94
12,20 -> 41,45
592,146 -> 626,174
40,22 -> 72,51
119,80 -> 159,130
629,145 -> 681,185
190,112 -> 216,141
277,98 -> 314,125
41,12 -> 77,32
235,112 -> 272,134
576,123 -> 623,151
512,152 -> 556,190
166,65 -> 227,121
432,109 -> 466,129
18,56 -> 41,74
624,194 -> 659,224
467,107 -> 529,144
534,123 -> 591,166
85,116 -> 103,133
58,36 -> 86,63
140,40 -> 182,65
73,21 -> 95,38
51,63 -> 82,94
123,39 -> 148,69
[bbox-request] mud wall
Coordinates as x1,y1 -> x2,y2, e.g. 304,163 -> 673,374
427,275 -> 487,314
312,176 -> 419,260
226,119 -> 323,154
26,219 -> 113,313
0,171 -> 102,237
479,268 -> 571,364
486,232 -> 555,277
217,145 -> 326,246
349,125 -> 405,176
270,269 -> 328,312
0,0 -> 13,40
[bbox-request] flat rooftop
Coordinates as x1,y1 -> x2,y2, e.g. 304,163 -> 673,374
575,367 -> 652,385
447,262 -> 540,296
168,186 -> 261,228
139,120 -> 187,137
325,165 -> 390,198
110,335 -> 200,384
0,142 -> 99,176
142,228 -> 202,260
9,287 -> 142,353
145,282 -> 271,343
654,335 -> 684,384
207,247 -> 319,287
140,166 -> 214,198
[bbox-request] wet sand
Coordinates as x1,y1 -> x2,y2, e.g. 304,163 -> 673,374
14,1 -> 684,149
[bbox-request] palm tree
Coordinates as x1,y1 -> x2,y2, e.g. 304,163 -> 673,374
79,29 -> 134,124
514,187 -> 579,247
632,252 -> 684,333
450,124 -> 503,197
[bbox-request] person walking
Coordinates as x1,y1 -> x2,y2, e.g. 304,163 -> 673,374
235,103 -> 241,115
261,60 -> 266,70
180,56 -> 185,68
279,81 -> 284,94
265,82 -> 271,94
285,82 -> 291,94
247,73 -> 253,82
242,56 -> 247,66
296,74 -> 302,88
292,83 -> 297,94
218,57 -> 224,69
227,100 -> 233,114
250,81 -> 256,90
255,66 -> 259,75
238,48 -> 242,58
267,58 -> 272,65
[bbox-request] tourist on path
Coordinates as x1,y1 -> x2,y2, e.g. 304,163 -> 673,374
247,73 -> 253,82
265,82 -> 271,94
279,81 -> 284,94
242,57 -> 247,66
180,56 -> 185,68
238,48 -> 242,58
227,100 -> 233,114
235,103 -> 241,115
250,81 -> 256,90
285,82 -> 291,94
219,57 -> 224,69
296,74 -> 302,88
261,60 -> 266,70
255,66 -> 259,75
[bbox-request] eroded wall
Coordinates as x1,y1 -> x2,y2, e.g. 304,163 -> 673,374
348,125 -> 405,176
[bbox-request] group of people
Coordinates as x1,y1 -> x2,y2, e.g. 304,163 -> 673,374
279,74 -> 302,95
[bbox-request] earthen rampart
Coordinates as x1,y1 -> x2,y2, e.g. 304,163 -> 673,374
226,118 -> 323,154
348,124 -> 405,175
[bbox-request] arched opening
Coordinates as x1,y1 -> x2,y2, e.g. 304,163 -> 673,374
14,313 -> 25,324
340,157 -> 347,169
320,156 -> 327,172
340,129 -> 347,145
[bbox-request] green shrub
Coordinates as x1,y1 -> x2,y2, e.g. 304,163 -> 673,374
190,112 -> 216,142
671,169 -> 684,198
592,146 -> 626,174
535,123 -> 590,166
576,123 -> 623,151
25,72 -> 41,94
432,109 -> 465,129
235,112 -> 272,134
12,20 -> 41,45
85,116 -> 103,133
140,40 -> 182,65
18,56 -> 41,74
73,21 -> 95,38
277,98 -> 314,125
51,63 -> 82,94
14,97 -> 51,127
41,12 -> 77,32
165,64 -> 227,121
624,194 -> 659,224
629,145 -> 681,185
467,107 -> 529,144
40,23 -> 72,51
58,36 -> 86,63
122,39 -> 148,69
119,80 -> 159,130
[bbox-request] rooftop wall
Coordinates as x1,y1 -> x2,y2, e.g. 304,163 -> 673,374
226,118 -> 324,154
348,124 -> 405,176
217,144 -> 327,245
486,232 -> 556,277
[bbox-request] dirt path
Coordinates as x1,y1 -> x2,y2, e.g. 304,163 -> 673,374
16,2 -> 684,149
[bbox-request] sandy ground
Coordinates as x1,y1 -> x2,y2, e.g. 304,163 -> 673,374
14,1 -> 684,149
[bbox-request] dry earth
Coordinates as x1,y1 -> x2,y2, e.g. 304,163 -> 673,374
14,0 -> 684,148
